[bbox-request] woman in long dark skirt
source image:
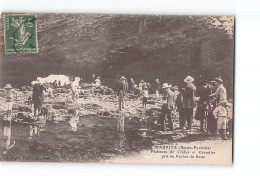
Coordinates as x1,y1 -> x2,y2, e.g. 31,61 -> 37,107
195,83 -> 212,132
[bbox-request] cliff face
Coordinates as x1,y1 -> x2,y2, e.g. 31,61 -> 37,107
0,14 -> 234,96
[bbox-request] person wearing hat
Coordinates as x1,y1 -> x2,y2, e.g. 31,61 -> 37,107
32,78 -> 46,118
117,76 -> 128,110
175,85 -> 186,130
139,80 -> 144,90
205,80 -> 218,134
95,76 -> 101,86
133,84 -> 141,100
71,77 -> 80,101
172,86 -> 179,107
213,100 -> 231,140
210,76 -> 227,104
195,82 -> 213,132
141,85 -> 149,109
159,83 -> 175,131
181,76 -> 196,130
3,84 -> 17,120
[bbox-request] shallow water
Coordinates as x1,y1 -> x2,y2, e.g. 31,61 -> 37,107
0,113 -> 154,162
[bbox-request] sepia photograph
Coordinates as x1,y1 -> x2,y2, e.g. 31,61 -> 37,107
0,13 -> 234,164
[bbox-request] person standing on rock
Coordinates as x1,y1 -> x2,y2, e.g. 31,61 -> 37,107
142,85 -> 149,109
155,79 -> 161,99
175,86 -> 186,130
210,77 -> 227,104
208,77 -> 227,134
206,81 -> 218,134
195,82 -> 212,132
181,76 -> 196,130
129,78 -> 135,95
32,78 -> 46,118
117,76 -> 128,110
213,100 -> 230,140
3,84 -> 17,120
95,76 -> 101,86
71,77 -> 80,101
159,83 -> 175,131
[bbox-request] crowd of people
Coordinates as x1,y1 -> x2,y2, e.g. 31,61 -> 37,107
2,74 -> 232,140
114,75 -> 232,139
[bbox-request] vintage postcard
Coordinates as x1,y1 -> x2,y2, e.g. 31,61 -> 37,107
0,13 -> 234,164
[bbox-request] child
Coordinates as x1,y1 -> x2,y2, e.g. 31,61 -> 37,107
46,85 -> 54,98
4,84 -> 17,120
213,100 -> 230,140
142,86 -> 149,109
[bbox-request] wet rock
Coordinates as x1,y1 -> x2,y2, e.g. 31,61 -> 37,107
68,109 -> 76,114
56,101 -> 66,106
102,87 -> 114,95
17,112 -> 28,119
53,115 -> 66,122
146,108 -> 160,116
94,87 -> 103,94
103,111 -> 110,116
53,104 -> 67,109
147,100 -> 156,105
54,88 -> 70,94
80,83 -> 93,89
15,105 -> 32,112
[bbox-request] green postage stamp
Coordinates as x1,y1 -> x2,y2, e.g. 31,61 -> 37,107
4,14 -> 38,54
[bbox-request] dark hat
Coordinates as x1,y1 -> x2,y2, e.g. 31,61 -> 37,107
214,77 -> 223,83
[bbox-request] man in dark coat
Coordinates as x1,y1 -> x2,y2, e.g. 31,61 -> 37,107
117,76 -> 128,110
195,82 -> 213,132
175,88 -> 185,129
181,76 -> 196,130
159,83 -> 175,131
32,78 -> 46,118
129,78 -> 135,94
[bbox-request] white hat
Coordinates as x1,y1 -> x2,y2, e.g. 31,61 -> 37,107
162,83 -> 171,89
120,76 -> 126,80
219,100 -> 231,106
75,77 -> 80,81
184,76 -> 194,83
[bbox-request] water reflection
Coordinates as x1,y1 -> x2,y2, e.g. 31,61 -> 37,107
1,120 -> 15,154
0,110 -> 153,161
69,109 -> 80,131
115,112 -> 126,152
139,112 -> 148,137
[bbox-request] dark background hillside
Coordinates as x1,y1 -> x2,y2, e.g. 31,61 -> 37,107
0,14 -> 234,97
